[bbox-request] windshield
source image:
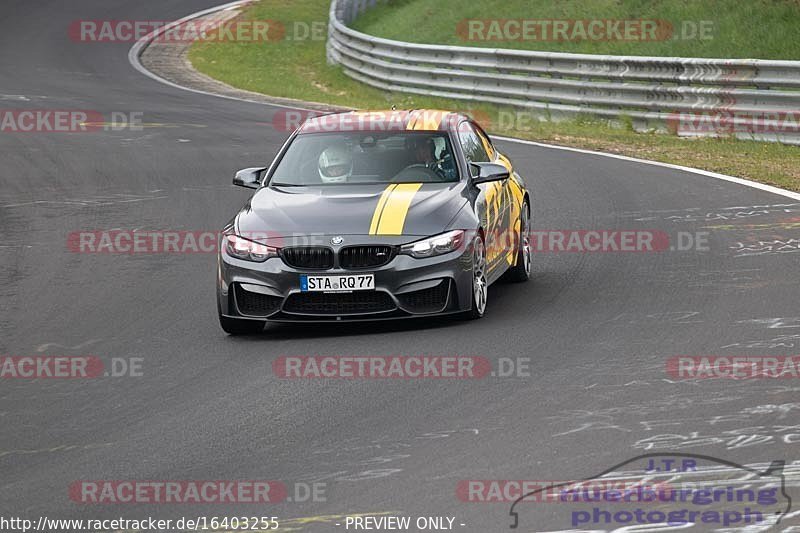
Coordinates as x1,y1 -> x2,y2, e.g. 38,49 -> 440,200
268,132 -> 459,186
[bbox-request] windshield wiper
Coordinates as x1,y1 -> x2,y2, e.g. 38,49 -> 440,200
269,182 -> 305,187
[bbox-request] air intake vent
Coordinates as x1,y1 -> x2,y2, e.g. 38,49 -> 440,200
234,284 -> 282,316
397,280 -> 450,314
283,291 -> 396,315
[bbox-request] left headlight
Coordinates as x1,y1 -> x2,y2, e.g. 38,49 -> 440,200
224,234 -> 278,262
401,230 -> 465,259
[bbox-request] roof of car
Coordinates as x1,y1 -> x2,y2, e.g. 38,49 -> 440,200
297,109 -> 470,134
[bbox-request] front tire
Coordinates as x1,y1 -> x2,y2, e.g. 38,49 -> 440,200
219,314 -> 265,335
504,200 -> 531,282
464,233 -> 488,320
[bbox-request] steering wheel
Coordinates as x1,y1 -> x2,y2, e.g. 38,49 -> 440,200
391,164 -> 445,183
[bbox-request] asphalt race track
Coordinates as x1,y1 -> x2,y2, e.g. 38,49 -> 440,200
1,1 -> 800,531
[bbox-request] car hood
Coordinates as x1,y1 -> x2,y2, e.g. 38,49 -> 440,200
235,182 -> 468,244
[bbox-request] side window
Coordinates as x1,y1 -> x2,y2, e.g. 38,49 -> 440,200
458,122 -> 490,175
474,125 -> 496,161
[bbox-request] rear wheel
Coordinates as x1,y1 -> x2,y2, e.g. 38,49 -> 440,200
504,200 -> 531,282
219,314 -> 265,335
464,234 -> 488,320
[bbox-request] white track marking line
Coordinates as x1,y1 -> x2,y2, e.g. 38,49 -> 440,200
492,134 -> 800,202
127,0 -> 315,111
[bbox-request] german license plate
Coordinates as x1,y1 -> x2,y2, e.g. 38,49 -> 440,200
300,274 -> 375,292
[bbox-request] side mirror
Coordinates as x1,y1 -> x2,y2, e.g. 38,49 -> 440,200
233,167 -> 267,189
470,162 -> 510,185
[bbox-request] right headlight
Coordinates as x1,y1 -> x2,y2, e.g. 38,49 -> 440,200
400,230 -> 465,259
224,234 -> 278,262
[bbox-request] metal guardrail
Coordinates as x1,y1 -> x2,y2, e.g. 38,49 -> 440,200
327,0 -> 800,144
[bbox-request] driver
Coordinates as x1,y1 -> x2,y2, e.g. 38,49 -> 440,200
407,136 -> 437,167
318,142 -> 353,183
396,135 -> 450,182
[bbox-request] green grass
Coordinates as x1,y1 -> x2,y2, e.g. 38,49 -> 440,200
189,0 -> 461,109
189,0 -> 800,192
352,0 -> 800,59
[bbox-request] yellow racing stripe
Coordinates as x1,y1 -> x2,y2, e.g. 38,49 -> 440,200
372,183 -> 423,235
406,110 -> 449,131
369,184 -> 397,235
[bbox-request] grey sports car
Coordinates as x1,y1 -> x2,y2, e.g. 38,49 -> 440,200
217,109 -> 531,334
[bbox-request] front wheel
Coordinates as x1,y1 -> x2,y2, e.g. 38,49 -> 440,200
219,314 -> 265,335
464,234 -> 488,320
503,200 -> 531,282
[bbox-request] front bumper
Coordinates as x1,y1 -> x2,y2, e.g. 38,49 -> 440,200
217,237 -> 474,322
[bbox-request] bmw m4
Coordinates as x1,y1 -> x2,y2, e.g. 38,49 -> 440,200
217,109 -> 531,334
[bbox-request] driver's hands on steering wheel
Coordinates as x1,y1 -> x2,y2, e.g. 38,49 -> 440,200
423,159 -> 448,180
391,163 -> 444,183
